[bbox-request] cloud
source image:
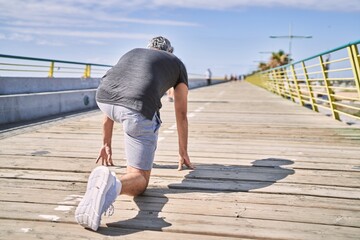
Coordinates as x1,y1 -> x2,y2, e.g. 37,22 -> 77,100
150,0 -> 360,11
1,0 -> 359,26
4,27 -> 154,40
0,0 -> 199,28
0,0 -> 200,45
97,16 -> 200,27
61,0 -> 360,12
8,33 -> 34,42
1,0 -> 356,46
36,39 -> 66,47
81,40 -> 107,46
0,32 -> 66,46
0,0 -> 357,48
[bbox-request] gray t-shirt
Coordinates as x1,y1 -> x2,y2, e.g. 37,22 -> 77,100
96,48 -> 188,120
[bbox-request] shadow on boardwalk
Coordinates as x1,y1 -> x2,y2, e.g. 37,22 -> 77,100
98,158 -> 294,236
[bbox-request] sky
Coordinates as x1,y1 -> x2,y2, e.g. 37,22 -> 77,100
0,0 -> 360,77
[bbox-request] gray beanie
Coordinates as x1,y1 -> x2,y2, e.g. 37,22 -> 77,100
147,36 -> 174,53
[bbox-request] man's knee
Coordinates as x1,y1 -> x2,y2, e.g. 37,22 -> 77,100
136,173 -> 149,195
125,166 -> 151,196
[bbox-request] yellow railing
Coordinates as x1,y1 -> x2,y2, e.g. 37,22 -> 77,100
246,40 -> 360,123
0,54 -> 112,78
0,54 -> 223,81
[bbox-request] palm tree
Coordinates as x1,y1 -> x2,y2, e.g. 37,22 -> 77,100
269,50 -> 289,68
257,50 -> 290,71
258,62 -> 269,71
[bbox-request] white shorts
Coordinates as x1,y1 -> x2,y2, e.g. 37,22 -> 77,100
97,102 -> 161,170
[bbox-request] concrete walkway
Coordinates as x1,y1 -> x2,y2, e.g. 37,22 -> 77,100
0,81 -> 359,239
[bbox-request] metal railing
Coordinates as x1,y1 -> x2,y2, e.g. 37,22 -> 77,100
246,40 -> 360,123
0,54 -> 112,78
0,54 -> 222,81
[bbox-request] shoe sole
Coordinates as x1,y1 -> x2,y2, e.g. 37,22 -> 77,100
75,166 -> 113,231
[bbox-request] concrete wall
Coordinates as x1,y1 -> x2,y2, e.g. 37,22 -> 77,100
0,77 -> 225,125
0,77 -> 100,95
0,77 -> 100,125
0,90 -> 97,124
188,78 -> 224,89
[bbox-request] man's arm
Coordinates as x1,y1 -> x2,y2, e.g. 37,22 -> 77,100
96,115 -> 114,166
174,83 -> 194,170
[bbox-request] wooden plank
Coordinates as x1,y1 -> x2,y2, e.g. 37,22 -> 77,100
0,154 -> 357,175
3,138 -> 360,158
1,169 -> 359,199
2,145 -> 360,166
0,156 -> 359,187
0,219 -> 242,240
1,81 -> 360,240
2,186 -> 359,228
0,201 -> 359,240
1,180 -> 360,211
0,153 -> 359,174
112,196 -> 360,228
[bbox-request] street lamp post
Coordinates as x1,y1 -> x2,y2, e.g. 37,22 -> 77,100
270,24 -> 312,62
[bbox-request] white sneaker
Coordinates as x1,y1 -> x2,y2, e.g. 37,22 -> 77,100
75,166 -> 120,231
101,172 -> 122,217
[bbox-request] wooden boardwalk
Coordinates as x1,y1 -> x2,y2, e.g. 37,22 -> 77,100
0,81 -> 360,240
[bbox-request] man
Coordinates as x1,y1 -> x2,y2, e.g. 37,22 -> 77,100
75,36 -> 194,231
206,68 -> 212,85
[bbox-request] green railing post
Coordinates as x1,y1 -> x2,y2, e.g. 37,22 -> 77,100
290,65 -> 303,105
83,64 -> 91,78
276,69 -> 284,97
348,45 -> 360,100
272,69 -> 281,96
301,61 -> 318,112
48,61 -> 54,78
319,56 -> 339,120
276,68 -> 286,97
281,68 -> 288,98
265,72 -> 273,92
88,64 -> 91,78
284,68 -> 295,102
264,72 -> 272,92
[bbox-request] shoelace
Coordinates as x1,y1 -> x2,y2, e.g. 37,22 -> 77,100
104,204 -> 114,216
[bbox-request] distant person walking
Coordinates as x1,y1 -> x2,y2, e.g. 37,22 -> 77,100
206,68 -> 212,85
75,36 -> 194,231
166,87 -> 174,102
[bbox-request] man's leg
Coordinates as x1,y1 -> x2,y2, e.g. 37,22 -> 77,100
119,166 -> 151,196
118,106 -> 160,196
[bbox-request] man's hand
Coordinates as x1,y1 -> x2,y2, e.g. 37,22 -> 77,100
178,152 -> 194,171
96,144 -> 114,166
97,115 -> 114,166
